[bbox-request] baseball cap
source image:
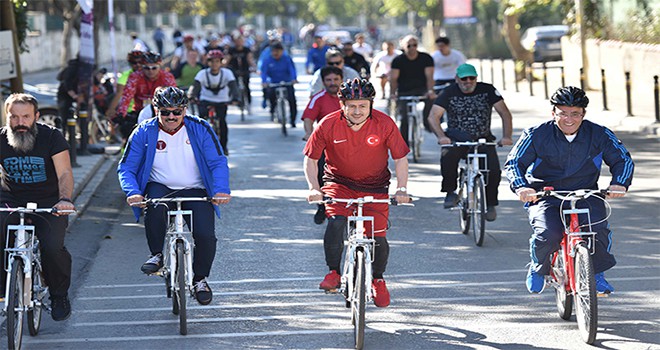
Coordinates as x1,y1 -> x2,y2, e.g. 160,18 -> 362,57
456,63 -> 478,78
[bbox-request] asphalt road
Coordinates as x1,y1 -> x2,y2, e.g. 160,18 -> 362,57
4,63 -> 660,350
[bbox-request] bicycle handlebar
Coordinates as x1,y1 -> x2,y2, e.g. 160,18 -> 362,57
440,140 -> 499,148
130,196 -> 229,207
533,188 -> 625,201
311,196 -> 415,207
397,96 -> 427,101
0,206 -> 76,215
265,82 -> 295,88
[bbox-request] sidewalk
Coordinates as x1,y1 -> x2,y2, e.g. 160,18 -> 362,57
69,149 -> 119,224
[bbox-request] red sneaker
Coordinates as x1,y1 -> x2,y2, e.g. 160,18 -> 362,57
319,270 -> 341,291
372,278 -> 390,307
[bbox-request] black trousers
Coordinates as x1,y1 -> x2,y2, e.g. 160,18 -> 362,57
441,144 -> 501,207
199,100 -> 229,155
1,211 -> 71,297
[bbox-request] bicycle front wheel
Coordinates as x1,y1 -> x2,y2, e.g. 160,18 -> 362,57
353,249 -> 366,350
472,176 -> 486,246
7,259 -> 25,350
574,243 -> 597,344
552,248 -> 573,320
410,117 -> 420,163
279,101 -> 287,136
458,169 -> 470,235
176,241 -> 188,335
27,258 -> 46,336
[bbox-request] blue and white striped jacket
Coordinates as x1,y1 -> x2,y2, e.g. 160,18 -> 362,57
504,119 -> 634,192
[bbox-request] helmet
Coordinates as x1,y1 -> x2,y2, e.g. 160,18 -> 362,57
338,78 -> 376,101
153,86 -> 188,109
550,86 -> 589,108
127,50 -> 144,64
207,49 -> 224,60
142,51 -> 162,64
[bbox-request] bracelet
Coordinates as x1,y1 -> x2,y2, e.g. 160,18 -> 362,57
59,197 -> 73,203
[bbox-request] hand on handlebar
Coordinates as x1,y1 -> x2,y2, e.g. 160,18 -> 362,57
53,200 -> 76,216
516,187 -> 538,203
394,190 -> 411,204
211,193 -> 231,205
498,137 -> 514,147
307,189 -> 324,203
127,194 -> 146,208
437,136 -> 452,145
606,185 -> 627,199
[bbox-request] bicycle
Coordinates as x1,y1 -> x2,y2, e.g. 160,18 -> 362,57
131,196 -> 222,335
533,187 -> 620,344
396,95 -> 426,163
267,81 -> 294,137
1,203 -> 75,350
313,196 -> 413,350
236,73 -> 250,121
441,139 -> 498,246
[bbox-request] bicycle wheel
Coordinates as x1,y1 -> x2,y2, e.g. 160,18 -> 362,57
175,241 -> 188,335
574,243 -> 597,344
7,259 -> 25,350
27,258 -> 46,336
279,101 -> 287,136
239,82 -> 248,121
472,176 -> 486,246
410,117 -> 420,163
458,169 -> 470,235
352,249 -> 366,350
552,248 -> 573,320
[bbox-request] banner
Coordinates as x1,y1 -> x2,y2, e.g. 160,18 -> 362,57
443,0 -> 477,24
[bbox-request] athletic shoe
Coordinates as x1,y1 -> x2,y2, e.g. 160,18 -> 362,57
443,192 -> 459,208
372,279 -> 390,307
193,278 -> 213,305
319,270 -> 341,291
50,295 -> 71,321
594,272 -> 614,294
314,204 -> 326,225
486,206 -> 497,221
141,253 -> 163,274
526,267 -> 545,294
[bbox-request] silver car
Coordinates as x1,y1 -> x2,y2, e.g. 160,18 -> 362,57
520,25 -> 569,62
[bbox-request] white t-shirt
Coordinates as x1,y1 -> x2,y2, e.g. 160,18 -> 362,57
370,50 -> 402,77
138,104 -> 155,125
309,66 -> 360,96
432,49 -> 467,81
194,68 -> 236,103
352,42 -> 373,60
149,125 -> 204,190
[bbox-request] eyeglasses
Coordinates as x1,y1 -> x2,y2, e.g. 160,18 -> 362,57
143,65 -> 159,71
554,110 -> 584,118
407,43 -> 418,48
459,76 -> 477,81
159,109 -> 184,116
327,61 -> 342,66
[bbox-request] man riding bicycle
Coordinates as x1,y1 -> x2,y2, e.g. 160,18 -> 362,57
427,63 -> 513,221
504,86 -> 634,294
303,79 -> 411,308
0,93 -> 76,321
117,87 -> 231,305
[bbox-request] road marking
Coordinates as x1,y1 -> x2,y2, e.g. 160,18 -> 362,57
78,288 -> 320,300
75,300 -> 339,314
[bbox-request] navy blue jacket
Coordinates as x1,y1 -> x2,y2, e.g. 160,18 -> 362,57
505,120 -> 634,192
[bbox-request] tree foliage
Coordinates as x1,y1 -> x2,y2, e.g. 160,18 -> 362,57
12,0 -> 30,53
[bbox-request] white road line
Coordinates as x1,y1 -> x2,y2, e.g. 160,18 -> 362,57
72,313 -> 344,327
78,288 -> 320,300
76,300 -> 339,314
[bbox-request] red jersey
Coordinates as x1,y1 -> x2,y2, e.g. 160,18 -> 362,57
117,70 -> 176,116
304,108 -> 409,192
301,90 -> 341,122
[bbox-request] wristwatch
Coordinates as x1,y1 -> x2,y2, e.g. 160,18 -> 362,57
396,187 -> 407,192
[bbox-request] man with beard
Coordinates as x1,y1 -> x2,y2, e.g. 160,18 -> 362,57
302,66 -> 343,225
427,63 -> 513,221
0,93 -> 76,321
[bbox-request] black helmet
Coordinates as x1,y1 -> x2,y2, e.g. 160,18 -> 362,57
338,78 -> 375,101
127,50 -> 144,64
550,86 -> 589,108
142,51 -> 162,64
153,86 -> 188,108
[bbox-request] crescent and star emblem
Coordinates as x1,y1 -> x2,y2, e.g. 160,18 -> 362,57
366,134 -> 380,146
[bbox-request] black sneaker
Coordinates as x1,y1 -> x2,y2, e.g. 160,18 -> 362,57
141,253 -> 163,274
486,206 -> 497,221
50,295 -> 71,321
314,204 -> 326,225
194,278 -> 213,305
443,192 -> 459,208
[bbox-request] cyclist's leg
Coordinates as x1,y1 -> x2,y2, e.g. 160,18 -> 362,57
267,87 -> 277,115
180,188 -> 217,279
34,214 -> 71,297
242,74 -> 252,104
396,100 -> 409,145
484,145 -> 501,207
143,182 -> 173,255
287,85 -> 297,126
526,200 -> 564,275
198,100 -> 210,121
422,96 -> 433,131
323,215 -> 347,272
440,146 -> 467,194
372,237 -> 389,279
214,102 -> 229,154
580,198 -> 616,274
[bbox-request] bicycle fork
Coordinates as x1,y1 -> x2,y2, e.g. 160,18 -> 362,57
167,208 -> 195,296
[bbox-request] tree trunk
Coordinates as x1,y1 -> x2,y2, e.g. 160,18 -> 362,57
501,12 -> 533,80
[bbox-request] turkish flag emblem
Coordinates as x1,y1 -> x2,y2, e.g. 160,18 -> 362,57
366,134 -> 380,146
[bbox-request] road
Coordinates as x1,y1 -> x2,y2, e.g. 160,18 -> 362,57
5,60 -> 660,350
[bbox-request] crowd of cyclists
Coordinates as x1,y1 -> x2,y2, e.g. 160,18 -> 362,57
1,23 -> 634,346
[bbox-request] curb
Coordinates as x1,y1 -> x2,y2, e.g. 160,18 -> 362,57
69,154 -> 119,225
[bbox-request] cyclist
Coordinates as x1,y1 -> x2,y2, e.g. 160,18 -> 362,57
0,93 -> 76,321
306,35 -> 330,74
302,66 -> 343,225
172,49 -> 204,91
504,86 -> 634,294
107,50 -> 144,142
370,41 -> 401,99
303,79 -> 411,308
261,42 -> 298,128
390,35 -> 435,143
342,42 -> 370,79
114,52 -> 177,140
117,87 -> 231,306
431,37 -> 466,89
309,48 -> 360,97
189,49 -> 239,155
427,63 -> 513,221
227,36 -> 256,107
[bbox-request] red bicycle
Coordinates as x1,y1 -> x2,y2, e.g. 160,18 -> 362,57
534,187 -> 620,344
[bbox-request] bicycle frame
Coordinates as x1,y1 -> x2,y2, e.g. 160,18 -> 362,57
397,96 -> 426,162
444,140 -> 495,210
3,210 -> 39,315
162,201 -> 195,299
340,200 -> 376,304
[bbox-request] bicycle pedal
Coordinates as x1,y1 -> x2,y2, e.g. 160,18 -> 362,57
323,288 -> 339,294
597,292 -> 611,298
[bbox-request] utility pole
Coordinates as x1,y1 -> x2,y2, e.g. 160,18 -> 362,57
576,0 -> 590,89
0,0 -> 24,92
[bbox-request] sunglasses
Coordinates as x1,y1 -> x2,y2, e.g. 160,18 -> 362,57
159,109 -> 184,116
407,43 -> 418,48
459,76 -> 477,81
327,61 -> 342,66
143,65 -> 159,71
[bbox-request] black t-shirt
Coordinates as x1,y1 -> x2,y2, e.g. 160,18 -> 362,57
0,124 -> 69,207
434,82 -> 504,139
391,52 -> 434,93
228,46 -> 252,74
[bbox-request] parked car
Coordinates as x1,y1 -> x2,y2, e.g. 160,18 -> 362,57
520,25 -> 569,62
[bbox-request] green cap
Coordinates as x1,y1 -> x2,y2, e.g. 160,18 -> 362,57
456,63 -> 478,78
